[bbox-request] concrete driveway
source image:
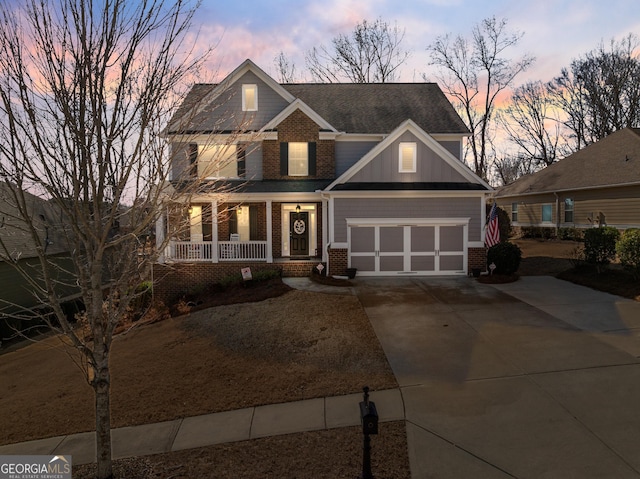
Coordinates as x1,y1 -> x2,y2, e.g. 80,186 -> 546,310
355,276 -> 640,478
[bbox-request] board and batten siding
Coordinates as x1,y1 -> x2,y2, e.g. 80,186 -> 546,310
335,141 -> 378,176
348,131 -> 468,184
332,196 -> 482,243
191,71 -> 290,132
438,140 -> 463,160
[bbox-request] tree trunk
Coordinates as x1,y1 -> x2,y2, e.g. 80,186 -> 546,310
94,356 -> 112,479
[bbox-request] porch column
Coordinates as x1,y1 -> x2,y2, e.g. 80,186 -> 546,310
266,200 -> 273,262
155,208 -> 166,264
322,198 -> 328,263
212,200 -> 219,263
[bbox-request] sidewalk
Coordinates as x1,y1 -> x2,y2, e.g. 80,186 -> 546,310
0,389 -> 404,466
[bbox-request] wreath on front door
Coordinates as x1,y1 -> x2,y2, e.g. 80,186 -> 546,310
293,219 -> 306,235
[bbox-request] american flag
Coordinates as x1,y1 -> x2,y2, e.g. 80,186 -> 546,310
485,203 -> 500,247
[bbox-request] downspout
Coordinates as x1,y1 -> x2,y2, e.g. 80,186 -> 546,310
553,192 -> 560,236
319,191 -> 330,273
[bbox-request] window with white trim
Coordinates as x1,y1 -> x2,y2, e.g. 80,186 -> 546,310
288,142 -> 309,176
242,84 -> 257,111
197,144 -> 238,178
398,142 -> 417,173
511,202 -> 518,222
564,198 -> 574,223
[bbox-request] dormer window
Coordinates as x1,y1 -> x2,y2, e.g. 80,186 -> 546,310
399,142 -> 417,173
242,84 -> 258,111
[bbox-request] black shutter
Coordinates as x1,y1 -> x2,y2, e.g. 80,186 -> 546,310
280,142 -> 288,176
308,142 -> 316,176
229,210 -> 238,236
188,143 -> 198,177
249,205 -> 258,240
237,144 -> 246,178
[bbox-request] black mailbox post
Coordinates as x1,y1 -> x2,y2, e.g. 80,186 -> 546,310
360,397 -> 378,435
359,386 -> 378,479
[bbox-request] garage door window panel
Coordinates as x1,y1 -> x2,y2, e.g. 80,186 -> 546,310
350,226 -> 375,253
411,226 -> 435,252
380,227 -> 403,252
440,225 -> 464,252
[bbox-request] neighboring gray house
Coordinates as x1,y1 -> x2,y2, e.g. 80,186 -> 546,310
495,127 -> 640,234
0,183 -> 74,340
156,59 -> 491,284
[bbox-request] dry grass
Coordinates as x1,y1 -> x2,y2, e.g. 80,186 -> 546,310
0,286 -> 405,478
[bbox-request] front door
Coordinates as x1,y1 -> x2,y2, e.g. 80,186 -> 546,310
290,212 -> 309,256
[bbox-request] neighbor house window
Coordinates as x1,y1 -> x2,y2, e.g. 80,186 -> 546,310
564,198 -> 574,223
542,204 -> 553,223
399,142 -> 417,173
511,202 -> 518,222
242,84 -> 257,111
197,144 -> 238,178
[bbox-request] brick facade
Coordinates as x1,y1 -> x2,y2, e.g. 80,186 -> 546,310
262,110 -> 335,180
153,261 -> 318,304
468,247 -> 487,272
328,248 -> 348,276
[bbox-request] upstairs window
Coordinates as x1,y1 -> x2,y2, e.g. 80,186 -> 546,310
288,142 -> 308,176
399,142 -> 417,173
242,84 -> 257,111
280,142 -> 316,177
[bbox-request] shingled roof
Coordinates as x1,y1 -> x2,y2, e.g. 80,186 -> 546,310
281,83 -> 469,135
169,82 -> 469,136
496,128 -> 640,197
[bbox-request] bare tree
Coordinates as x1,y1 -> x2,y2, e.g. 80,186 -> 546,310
492,153 -> 536,186
499,80 -> 567,170
274,51 -> 298,83
0,0 -> 209,477
306,17 -> 410,83
428,16 -> 534,180
549,34 -> 640,150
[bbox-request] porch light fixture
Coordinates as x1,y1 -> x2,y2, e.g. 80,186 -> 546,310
188,206 -> 193,215
296,204 -> 301,214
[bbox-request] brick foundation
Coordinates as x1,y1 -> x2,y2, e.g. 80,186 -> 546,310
153,260 -> 321,304
328,248 -> 348,276
468,247 -> 487,272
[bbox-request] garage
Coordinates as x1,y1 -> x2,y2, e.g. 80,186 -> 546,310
347,218 -> 468,276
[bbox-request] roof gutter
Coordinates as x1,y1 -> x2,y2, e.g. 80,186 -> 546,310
496,179 -> 640,198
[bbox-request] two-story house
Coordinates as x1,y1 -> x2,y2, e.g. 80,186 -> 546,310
155,59 -> 491,290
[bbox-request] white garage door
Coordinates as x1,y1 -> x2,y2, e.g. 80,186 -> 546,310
347,219 -> 468,276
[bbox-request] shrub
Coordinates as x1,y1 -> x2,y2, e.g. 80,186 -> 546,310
583,226 -> 620,271
616,229 -> 640,279
487,241 -> 522,275
558,227 -> 584,241
521,226 -> 556,240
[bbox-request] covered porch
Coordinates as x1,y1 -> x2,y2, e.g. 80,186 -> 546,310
157,195 -> 326,264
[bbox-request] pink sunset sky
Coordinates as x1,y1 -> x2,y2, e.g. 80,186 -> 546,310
193,0 -> 640,85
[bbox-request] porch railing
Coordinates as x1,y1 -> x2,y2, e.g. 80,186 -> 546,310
168,241 -> 267,262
